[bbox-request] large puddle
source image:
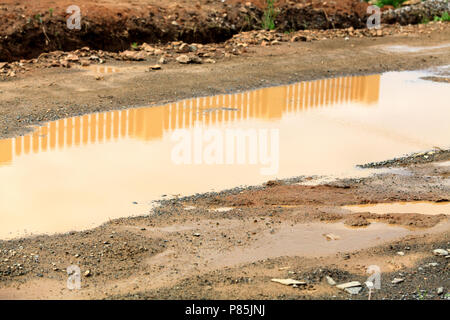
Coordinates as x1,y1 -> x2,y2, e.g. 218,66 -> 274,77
0,71 -> 449,239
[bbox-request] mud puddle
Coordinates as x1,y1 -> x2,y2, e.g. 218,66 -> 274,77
143,219 -> 450,273
0,70 -> 449,239
343,201 -> 450,216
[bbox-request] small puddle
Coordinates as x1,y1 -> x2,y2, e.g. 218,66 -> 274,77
343,201 -> 450,216
0,71 -> 449,239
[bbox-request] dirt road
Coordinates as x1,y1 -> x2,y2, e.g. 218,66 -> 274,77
1,22 -> 449,139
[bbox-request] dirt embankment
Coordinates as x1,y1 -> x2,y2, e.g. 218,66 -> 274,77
0,0 -> 370,62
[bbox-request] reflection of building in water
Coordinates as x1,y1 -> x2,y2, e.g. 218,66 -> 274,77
0,74 -> 380,166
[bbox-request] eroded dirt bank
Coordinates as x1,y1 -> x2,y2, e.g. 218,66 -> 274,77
0,0 -> 371,62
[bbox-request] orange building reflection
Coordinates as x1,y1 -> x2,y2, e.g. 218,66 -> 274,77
0,74 -> 380,166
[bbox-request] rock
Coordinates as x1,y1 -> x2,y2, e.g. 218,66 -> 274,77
271,278 -> 306,286
326,276 -> 336,286
433,249 -> 448,256
391,278 -> 404,284
437,287 -> 444,295
84,270 -> 91,277
0,62 -> 7,69
324,233 -> 341,241
397,251 -> 405,256
120,50 -> 147,61
189,55 -> 202,64
345,287 -> 362,295
204,59 -> 216,64
65,54 -> 79,62
141,43 -> 154,52
176,55 -> 191,64
211,207 -> 233,213
158,57 -> 167,64
177,43 -> 190,53
428,262 -> 439,267
193,233 -> 201,237
336,281 -> 361,290
290,35 -> 307,42
149,65 -> 162,70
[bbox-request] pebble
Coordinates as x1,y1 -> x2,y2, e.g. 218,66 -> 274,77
433,249 -> 448,256
345,287 -> 362,295
149,65 -> 162,70
391,278 -> 404,284
326,276 -> 336,286
271,278 -> 306,286
336,281 -> 361,290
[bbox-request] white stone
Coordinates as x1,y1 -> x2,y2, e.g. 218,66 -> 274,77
336,281 -> 361,290
326,276 -> 336,286
271,278 -> 306,286
433,249 -> 448,256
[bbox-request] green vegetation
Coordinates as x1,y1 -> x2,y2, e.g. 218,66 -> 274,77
34,14 -> 43,24
131,42 -> 139,50
364,0 -> 408,9
262,0 -> 277,30
434,11 -> 450,22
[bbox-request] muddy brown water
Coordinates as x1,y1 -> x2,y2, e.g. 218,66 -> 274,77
0,70 -> 449,239
343,201 -> 450,216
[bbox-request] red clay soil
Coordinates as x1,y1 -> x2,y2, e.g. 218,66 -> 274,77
0,0 -> 370,62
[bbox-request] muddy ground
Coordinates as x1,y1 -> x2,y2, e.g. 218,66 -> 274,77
0,11 -> 449,299
0,151 -> 448,300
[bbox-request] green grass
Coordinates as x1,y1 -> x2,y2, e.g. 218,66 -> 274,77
364,0 -> 408,9
262,0 -> 277,30
434,12 -> 450,22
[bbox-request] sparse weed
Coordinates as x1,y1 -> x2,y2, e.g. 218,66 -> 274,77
434,12 -> 450,22
262,0 -> 277,30
364,0 -> 407,9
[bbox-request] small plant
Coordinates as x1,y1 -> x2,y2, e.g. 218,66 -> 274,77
131,42 -> 139,50
34,14 -> 43,24
262,0 -> 277,30
416,288 -> 428,300
434,12 -> 450,22
49,8 -> 54,18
